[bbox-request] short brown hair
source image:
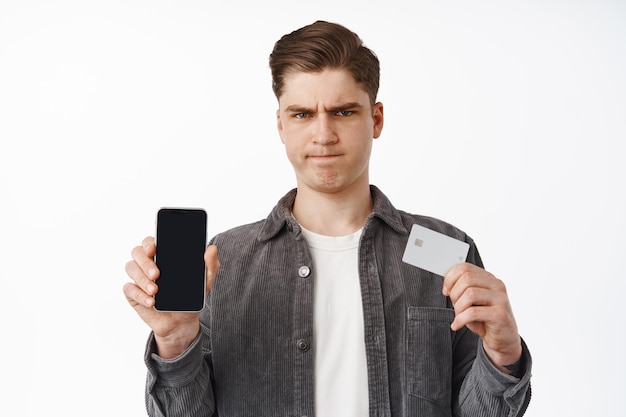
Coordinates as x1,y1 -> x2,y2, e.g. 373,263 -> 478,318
269,21 -> 380,106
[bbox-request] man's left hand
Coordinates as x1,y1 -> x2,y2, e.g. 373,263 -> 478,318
443,263 -> 523,374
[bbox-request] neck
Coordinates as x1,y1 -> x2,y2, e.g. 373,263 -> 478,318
292,184 -> 373,236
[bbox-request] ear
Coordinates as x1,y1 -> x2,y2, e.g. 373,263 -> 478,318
276,109 -> 285,144
372,102 -> 384,139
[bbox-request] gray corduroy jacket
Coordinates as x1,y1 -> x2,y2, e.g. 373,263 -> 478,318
145,186 -> 532,417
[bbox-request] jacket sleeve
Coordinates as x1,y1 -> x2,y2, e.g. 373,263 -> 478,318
455,337 -> 532,417
453,236 -> 532,416
144,323 -> 215,417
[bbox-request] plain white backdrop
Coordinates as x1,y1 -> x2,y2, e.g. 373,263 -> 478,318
1,0 -> 624,415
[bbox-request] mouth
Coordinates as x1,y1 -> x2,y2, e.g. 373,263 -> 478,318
308,153 -> 342,159
307,155 -> 342,165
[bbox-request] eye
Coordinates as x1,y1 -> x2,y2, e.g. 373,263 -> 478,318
336,110 -> 353,117
294,112 -> 309,119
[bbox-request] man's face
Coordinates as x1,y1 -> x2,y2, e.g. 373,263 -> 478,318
276,68 -> 384,195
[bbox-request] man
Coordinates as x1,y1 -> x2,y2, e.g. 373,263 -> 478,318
124,20 -> 531,417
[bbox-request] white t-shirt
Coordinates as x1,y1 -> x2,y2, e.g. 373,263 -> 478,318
299,226 -> 369,416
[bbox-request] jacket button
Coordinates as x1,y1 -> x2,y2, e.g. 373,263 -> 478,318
298,265 -> 311,278
297,339 -> 310,351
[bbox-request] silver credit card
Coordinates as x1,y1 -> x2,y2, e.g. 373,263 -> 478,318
402,224 -> 470,277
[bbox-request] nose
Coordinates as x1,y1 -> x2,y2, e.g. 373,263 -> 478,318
313,114 -> 338,145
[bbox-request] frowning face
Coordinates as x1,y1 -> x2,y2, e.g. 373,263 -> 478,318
277,68 -> 384,196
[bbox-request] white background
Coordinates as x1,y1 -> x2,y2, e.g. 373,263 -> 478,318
1,1 -> 624,415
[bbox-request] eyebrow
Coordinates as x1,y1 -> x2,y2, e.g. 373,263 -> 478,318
284,102 -> 364,113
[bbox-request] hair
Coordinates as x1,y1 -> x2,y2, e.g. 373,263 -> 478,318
269,21 -> 380,106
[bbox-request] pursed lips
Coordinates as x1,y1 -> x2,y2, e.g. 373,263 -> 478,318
307,151 -> 343,159
307,154 -> 343,165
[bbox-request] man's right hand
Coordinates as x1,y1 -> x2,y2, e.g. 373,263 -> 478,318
123,236 -> 220,359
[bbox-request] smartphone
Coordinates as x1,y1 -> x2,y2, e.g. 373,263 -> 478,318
154,208 -> 207,312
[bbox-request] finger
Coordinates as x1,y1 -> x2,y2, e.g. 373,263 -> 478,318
444,264 -> 500,303
451,286 -> 503,316
204,244 -> 220,294
451,302 -> 518,341
142,236 -> 156,257
442,262 -> 475,296
444,264 -> 480,303
122,281 -> 155,309
131,243 -> 159,281
125,259 -> 158,296
450,305 -> 490,333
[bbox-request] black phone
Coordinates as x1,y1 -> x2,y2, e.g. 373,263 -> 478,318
154,208 -> 207,312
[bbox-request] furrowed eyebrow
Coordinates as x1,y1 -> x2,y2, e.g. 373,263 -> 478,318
284,102 -> 363,114
330,102 -> 363,111
328,102 -> 362,112
284,105 -> 312,114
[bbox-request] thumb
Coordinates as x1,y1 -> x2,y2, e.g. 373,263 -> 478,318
204,244 -> 220,294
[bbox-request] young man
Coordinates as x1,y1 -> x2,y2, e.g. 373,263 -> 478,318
124,21 -> 532,417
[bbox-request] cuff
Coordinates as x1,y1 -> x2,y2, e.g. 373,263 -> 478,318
144,329 -> 204,388
474,337 -> 532,410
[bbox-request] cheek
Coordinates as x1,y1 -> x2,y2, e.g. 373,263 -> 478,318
281,139 -> 298,162
280,127 -> 305,155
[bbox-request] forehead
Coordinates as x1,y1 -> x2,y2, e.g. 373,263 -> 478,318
278,68 -> 370,107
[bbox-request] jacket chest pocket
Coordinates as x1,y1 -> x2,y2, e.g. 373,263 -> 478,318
406,306 -> 455,414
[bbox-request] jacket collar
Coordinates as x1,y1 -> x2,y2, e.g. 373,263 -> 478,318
257,185 -> 408,242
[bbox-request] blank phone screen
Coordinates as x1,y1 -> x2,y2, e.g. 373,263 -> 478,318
154,208 -> 207,312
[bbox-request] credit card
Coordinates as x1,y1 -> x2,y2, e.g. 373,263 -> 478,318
402,224 -> 470,277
